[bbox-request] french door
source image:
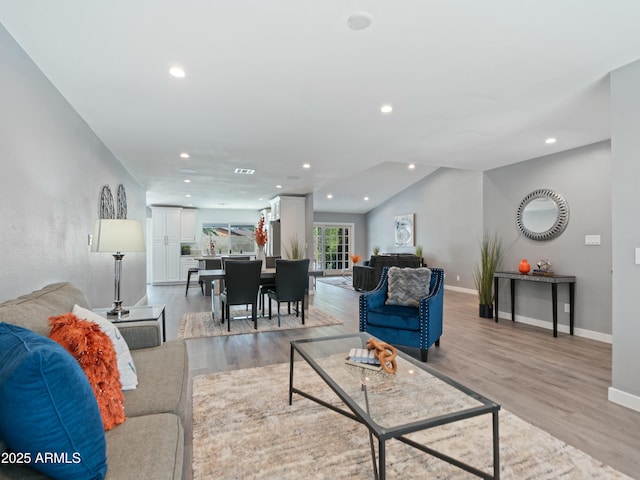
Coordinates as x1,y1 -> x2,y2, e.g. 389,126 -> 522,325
313,224 -> 353,275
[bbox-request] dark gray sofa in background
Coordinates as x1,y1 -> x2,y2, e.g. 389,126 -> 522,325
353,254 -> 423,291
0,282 -> 191,480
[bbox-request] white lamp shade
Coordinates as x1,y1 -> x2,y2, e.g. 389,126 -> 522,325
91,219 -> 145,253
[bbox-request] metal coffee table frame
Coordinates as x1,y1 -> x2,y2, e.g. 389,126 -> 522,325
289,333 -> 501,479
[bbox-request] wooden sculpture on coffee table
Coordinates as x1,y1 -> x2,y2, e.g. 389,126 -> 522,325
366,338 -> 398,374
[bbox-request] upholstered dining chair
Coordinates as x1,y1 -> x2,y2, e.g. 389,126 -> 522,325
262,259 -> 310,326
219,259 -> 262,331
221,256 -> 251,268
359,266 -> 444,362
258,256 -> 281,310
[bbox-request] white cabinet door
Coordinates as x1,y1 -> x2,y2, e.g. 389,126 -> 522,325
165,241 -> 181,282
180,209 -> 197,242
151,239 -> 168,283
152,207 -> 182,284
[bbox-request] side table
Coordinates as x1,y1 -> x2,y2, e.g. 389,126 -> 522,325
493,272 -> 575,337
92,304 -> 167,343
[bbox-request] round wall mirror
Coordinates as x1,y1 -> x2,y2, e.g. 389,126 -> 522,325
516,189 -> 569,241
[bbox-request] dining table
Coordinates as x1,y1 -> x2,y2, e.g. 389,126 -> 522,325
198,268 -> 325,319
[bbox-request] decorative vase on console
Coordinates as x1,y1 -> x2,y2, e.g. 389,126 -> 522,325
256,245 -> 266,271
519,258 -> 531,274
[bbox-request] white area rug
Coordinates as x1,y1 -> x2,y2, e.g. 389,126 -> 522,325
192,362 -> 632,479
177,305 -> 342,339
316,275 -> 354,290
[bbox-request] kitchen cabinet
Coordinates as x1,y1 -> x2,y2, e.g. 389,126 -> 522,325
180,209 -> 197,242
151,207 -> 181,284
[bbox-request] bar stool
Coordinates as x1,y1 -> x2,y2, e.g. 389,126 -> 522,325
185,268 -> 204,296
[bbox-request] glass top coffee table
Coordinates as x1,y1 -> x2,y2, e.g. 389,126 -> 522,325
289,333 -> 500,479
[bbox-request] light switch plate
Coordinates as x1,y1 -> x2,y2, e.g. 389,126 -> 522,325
585,234 -> 601,246
636,248 -> 640,265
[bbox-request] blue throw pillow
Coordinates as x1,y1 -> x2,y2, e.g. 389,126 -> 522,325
0,323 -> 107,480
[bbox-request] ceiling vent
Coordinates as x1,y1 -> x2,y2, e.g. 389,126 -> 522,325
234,168 -> 255,175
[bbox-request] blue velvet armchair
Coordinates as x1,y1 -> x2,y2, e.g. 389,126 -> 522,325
359,267 -> 444,362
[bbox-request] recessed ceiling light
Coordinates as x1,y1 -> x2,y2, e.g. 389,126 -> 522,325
408,164 -> 416,170
327,194 -> 333,199
276,185 -> 283,189
180,152 -> 190,159
380,105 -> 393,114
185,194 -> 191,198
184,179 -> 191,183
234,168 -> 255,175
347,12 -> 372,31
364,196 -> 369,201
545,137 -> 557,144
302,163 -> 311,169
169,66 -> 186,78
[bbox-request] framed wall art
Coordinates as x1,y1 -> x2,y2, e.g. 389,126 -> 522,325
394,214 -> 414,246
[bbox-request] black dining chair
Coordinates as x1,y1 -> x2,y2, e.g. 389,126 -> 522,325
259,256 -> 281,310
221,256 -> 251,269
262,259 -> 310,327
219,260 -> 263,331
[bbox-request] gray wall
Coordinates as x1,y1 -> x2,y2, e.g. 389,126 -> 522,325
367,143 -> 612,337
611,59 -> 640,403
366,168 -> 483,291
484,141 -> 612,336
0,24 -> 146,307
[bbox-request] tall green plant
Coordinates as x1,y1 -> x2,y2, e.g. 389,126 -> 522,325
285,234 -> 304,259
473,232 -> 503,305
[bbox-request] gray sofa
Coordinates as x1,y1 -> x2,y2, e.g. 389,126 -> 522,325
353,254 -> 423,291
0,283 -> 191,480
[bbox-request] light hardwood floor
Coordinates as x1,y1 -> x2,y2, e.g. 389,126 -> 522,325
148,280 -> 640,478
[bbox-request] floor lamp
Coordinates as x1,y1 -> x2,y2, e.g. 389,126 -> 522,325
92,219 -> 145,316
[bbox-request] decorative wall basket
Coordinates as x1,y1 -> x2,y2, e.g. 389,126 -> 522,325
99,184 -> 128,220
99,185 -> 114,219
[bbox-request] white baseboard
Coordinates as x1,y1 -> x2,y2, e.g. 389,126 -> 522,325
608,387 -> 640,412
441,286 -> 612,343
496,310 -> 612,344
444,285 -> 477,295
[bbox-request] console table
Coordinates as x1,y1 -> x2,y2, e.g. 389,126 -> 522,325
493,271 -> 575,337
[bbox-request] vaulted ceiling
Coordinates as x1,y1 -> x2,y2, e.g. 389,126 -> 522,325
2,1 -> 640,213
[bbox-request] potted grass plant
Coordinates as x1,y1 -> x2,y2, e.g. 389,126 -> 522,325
285,234 -> 304,259
472,232 -> 503,318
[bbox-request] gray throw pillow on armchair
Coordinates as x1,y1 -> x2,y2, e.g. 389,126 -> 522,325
386,267 -> 432,307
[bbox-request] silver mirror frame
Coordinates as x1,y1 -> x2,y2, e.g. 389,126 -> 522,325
516,189 -> 569,241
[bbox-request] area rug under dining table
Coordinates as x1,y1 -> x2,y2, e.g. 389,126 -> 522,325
177,305 -> 343,339
192,362 -> 632,479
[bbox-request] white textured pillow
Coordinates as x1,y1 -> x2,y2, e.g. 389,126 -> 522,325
72,304 -> 138,390
385,267 -> 432,308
